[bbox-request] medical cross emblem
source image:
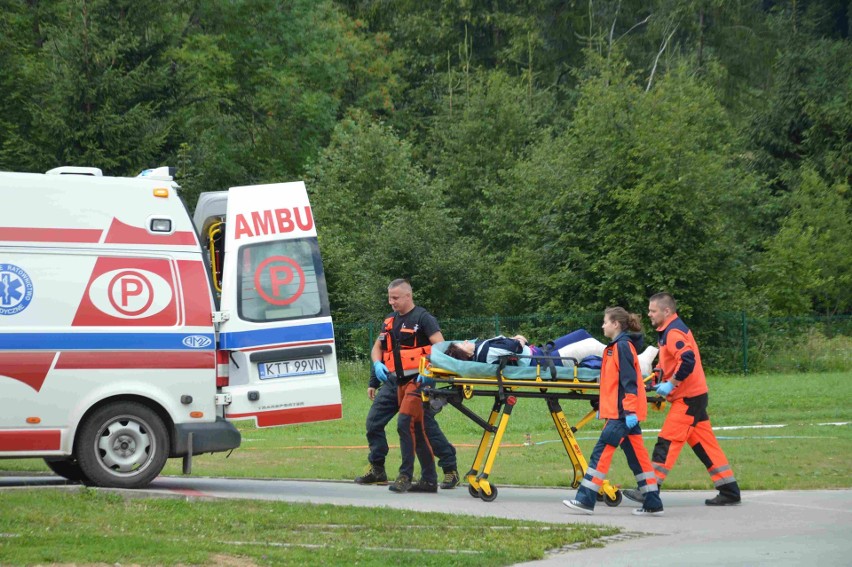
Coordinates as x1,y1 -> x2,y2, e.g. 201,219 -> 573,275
0,263 -> 34,315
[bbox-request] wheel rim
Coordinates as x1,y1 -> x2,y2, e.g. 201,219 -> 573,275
94,415 -> 155,476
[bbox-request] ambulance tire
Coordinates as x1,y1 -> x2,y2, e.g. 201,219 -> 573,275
76,402 -> 169,489
43,457 -> 88,483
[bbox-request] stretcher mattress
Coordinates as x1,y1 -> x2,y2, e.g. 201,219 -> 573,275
429,342 -> 601,382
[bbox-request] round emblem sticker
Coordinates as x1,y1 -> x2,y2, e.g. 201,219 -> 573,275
0,263 -> 34,315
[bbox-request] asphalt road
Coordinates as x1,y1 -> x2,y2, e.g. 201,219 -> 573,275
2,475 -> 850,566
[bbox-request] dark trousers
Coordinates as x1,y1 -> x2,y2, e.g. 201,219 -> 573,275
365,378 -> 457,472
575,418 -> 663,510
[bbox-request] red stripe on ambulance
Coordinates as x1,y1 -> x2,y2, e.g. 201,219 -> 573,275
226,403 -> 342,427
0,352 -> 55,392
103,218 -> 197,246
0,430 -> 61,451
177,259 -> 215,327
56,351 -> 214,369
0,227 -> 101,243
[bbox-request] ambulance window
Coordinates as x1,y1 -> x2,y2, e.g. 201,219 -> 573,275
236,237 -> 330,322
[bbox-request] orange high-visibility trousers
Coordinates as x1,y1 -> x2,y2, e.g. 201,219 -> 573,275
651,396 -> 740,497
397,381 -> 436,483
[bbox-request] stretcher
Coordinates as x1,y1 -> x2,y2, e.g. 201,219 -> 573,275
419,342 -> 662,504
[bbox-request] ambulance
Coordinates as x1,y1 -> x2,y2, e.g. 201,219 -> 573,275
0,166 -> 341,488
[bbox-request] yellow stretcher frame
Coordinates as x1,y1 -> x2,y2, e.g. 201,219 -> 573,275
419,356 -> 662,504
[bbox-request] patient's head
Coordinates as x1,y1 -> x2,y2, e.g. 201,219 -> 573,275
445,340 -> 475,361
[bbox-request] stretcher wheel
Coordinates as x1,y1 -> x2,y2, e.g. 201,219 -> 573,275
468,484 -> 480,498
479,485 -> 498,502
604,490 -> 623,507
596,492 -> 604,502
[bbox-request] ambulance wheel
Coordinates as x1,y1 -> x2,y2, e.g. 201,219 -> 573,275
43,457 -> 88,483
604,490 -> 623,507
76,401 -> 169,489
468,484 -> 480,498
479,485 -> 498,502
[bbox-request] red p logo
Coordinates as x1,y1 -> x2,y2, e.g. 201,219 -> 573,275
254,256 -> 305,306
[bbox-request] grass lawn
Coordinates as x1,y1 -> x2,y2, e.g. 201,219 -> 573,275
0,489 -> 616,565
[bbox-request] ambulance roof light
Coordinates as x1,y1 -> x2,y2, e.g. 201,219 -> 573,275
137,166 -> 176,181
46,166 -> 103,176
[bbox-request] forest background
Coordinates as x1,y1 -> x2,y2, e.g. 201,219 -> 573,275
1,0 -> 850,367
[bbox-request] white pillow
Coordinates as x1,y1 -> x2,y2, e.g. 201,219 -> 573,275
556,337 -> 607,363
638,346 -> 659,376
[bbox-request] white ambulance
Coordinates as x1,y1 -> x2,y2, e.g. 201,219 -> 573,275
0,166 -> 341,488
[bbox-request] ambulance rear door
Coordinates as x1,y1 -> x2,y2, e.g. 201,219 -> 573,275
217,182 -> 341,427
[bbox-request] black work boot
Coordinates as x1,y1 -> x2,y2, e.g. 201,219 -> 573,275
355,464 -> 388,485
389,474 -> 412,493
705,492 -> 741,506
409,479 -> 438,493
440,470 -> 460,489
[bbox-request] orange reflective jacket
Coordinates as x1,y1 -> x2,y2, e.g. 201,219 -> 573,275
656,313 -> 708,401
599,334 -> 647,421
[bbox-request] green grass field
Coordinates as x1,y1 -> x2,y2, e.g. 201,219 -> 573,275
0,489 -> 616,566
2,366 -> 849,565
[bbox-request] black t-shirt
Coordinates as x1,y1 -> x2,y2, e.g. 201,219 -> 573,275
372,306 -> 440,384
382,306 -> 440,348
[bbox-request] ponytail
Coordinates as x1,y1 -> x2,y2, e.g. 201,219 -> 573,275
604,306 -> 643,333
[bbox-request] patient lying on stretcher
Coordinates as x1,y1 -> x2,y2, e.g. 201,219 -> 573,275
444,330 -> 659,376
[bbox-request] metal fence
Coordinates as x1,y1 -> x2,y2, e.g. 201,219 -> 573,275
333,312 -> 852,374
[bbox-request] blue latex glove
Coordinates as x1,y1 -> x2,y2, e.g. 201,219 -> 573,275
655,381 -> 674,397
625,413 -> 639,429
416,374 -> 435,388
373,361 -> 389,383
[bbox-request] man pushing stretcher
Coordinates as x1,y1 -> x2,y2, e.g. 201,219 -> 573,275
623,293 -> 741,507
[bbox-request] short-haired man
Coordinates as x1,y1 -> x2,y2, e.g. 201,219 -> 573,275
354,279 -> 458,492
625,292 -> 741,506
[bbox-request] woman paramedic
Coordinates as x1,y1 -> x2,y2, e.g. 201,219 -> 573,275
562,307 -> 665,516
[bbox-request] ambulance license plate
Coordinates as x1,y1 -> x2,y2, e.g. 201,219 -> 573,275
258,357 -> 325,379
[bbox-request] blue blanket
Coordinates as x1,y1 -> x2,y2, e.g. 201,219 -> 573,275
428,341 -> 600,382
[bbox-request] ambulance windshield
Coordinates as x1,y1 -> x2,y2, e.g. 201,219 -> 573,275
236,237 -> 330,322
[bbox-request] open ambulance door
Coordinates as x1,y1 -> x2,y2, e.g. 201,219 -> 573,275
216,182 -> 341,427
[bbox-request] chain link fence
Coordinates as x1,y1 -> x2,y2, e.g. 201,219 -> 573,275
334,312 -> 852,374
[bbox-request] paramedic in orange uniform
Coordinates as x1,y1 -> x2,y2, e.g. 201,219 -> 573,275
625,292 -> 741,506
563,307 -> 664,516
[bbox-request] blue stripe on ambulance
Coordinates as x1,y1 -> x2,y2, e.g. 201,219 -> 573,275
219,322 -> 334,350
0,332 -> 216,350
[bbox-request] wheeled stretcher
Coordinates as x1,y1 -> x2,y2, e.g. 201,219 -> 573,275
419,342 -> 661,504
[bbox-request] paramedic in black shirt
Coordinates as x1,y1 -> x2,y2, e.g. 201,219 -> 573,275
354,279 -> 458,492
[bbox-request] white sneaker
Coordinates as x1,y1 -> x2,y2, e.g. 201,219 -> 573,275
632,507 -> 664,516
563,499 -> 594,515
